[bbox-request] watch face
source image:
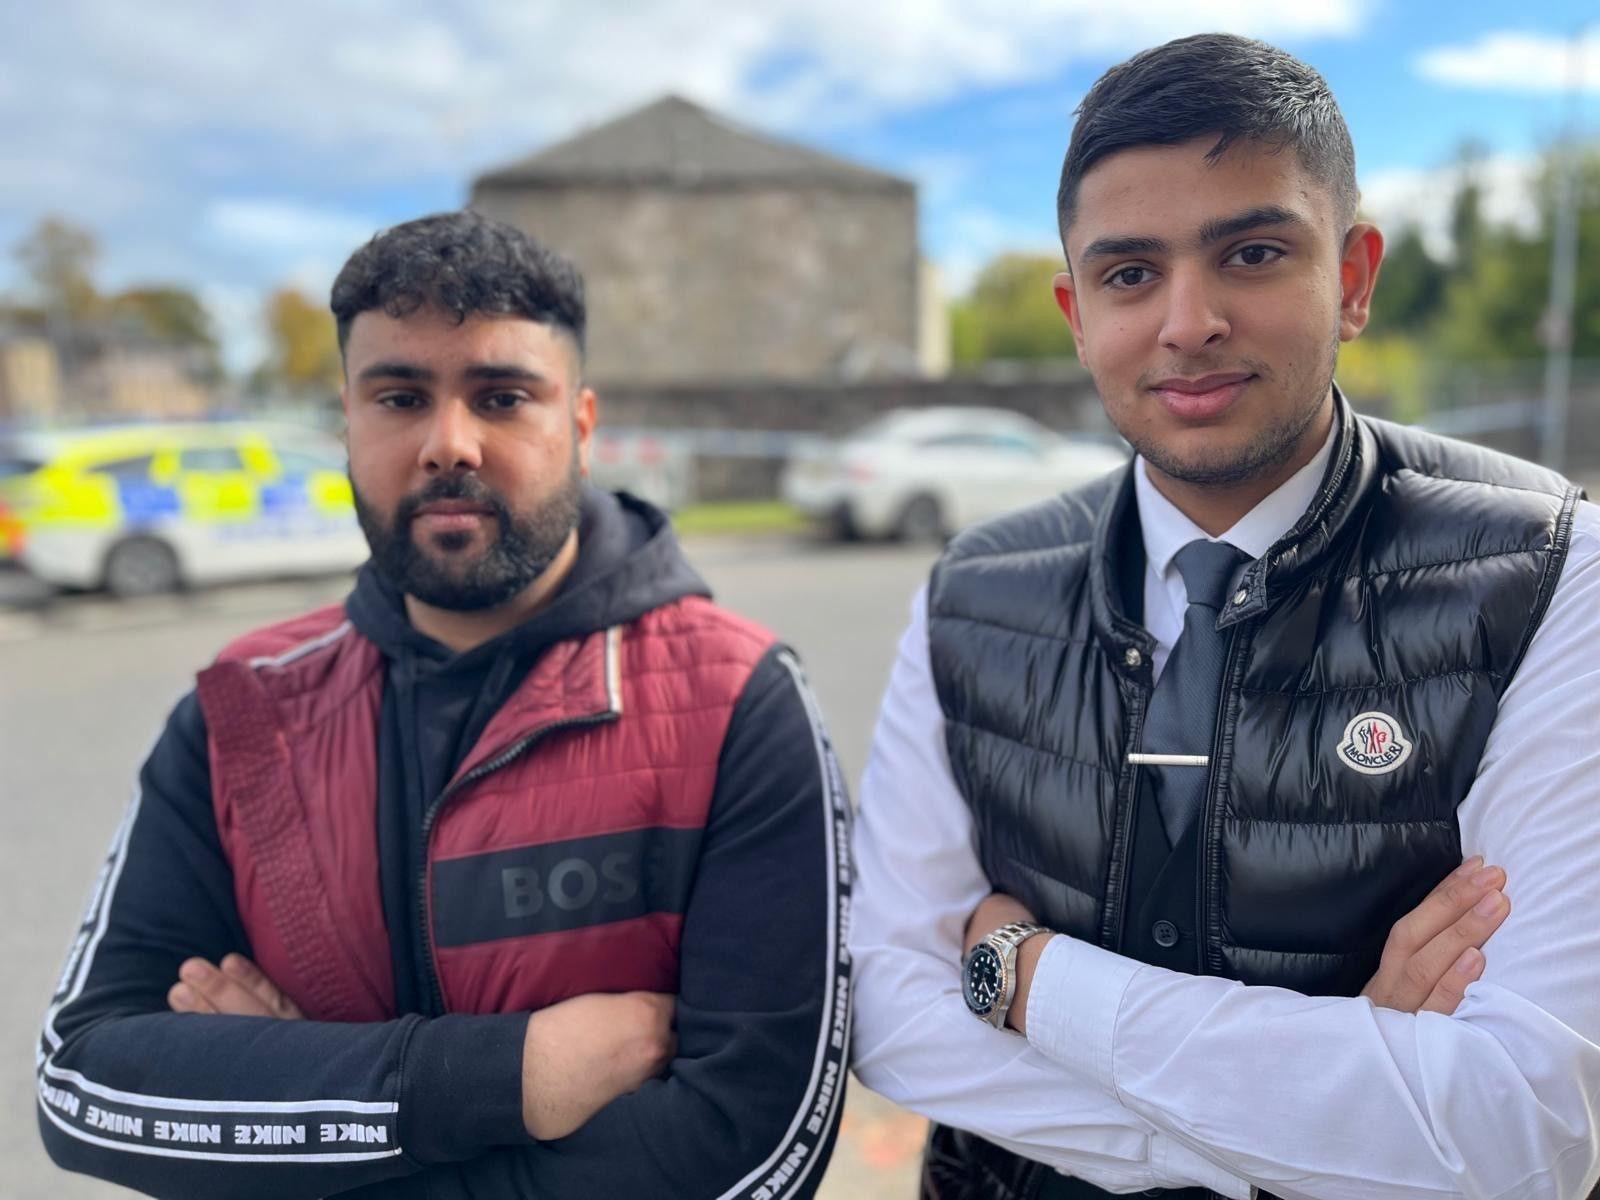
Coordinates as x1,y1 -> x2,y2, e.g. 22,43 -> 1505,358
964,944 -> 1004,1015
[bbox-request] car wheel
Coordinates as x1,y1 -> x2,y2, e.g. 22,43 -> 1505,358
895,494 -> 945,543
103,536 -> 181,597
828,503 -> 861,542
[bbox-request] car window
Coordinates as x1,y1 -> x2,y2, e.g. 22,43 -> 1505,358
0,455 -> 46,478
985,433 -> 1043,455
180,446 -> 246,472
916,433 -> 987,451
273,448 -> 345,474
91,454 -> 158,481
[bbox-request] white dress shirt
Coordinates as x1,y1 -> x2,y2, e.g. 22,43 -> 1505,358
850,434 -> 1600,1199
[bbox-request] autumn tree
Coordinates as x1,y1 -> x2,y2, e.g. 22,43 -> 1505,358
13,217 -> 101,321
950,253 -> 1076,365
264,287 -> 342,394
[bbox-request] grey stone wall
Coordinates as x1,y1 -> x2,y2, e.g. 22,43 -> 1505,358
471,181 -> 918,385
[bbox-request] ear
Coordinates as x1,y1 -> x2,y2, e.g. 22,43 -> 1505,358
574,387 -> 598,477
1337,223 -> 1384,343
1053,271 -> 1088,364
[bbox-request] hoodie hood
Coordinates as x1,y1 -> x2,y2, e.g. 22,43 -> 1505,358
344,486 -> 711,670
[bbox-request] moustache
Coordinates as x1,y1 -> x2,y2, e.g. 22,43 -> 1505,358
393,475 -> 511,529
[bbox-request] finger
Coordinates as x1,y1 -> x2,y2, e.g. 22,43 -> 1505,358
1395,889 -> 1510,1008
179,958 -> 276,1017
220,953 -> 304,1019
1421,947 -> 1485,1016
1384,860 -> 1501,957
168,981 -> 217,1014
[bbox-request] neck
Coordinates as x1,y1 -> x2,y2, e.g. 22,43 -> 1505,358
1146,397 -> 1334,538
403,530 -> 580,655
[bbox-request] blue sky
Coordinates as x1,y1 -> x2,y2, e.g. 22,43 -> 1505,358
2,0 -> 1596,371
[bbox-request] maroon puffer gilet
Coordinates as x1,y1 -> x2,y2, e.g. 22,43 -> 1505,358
194,596 -> 773,1021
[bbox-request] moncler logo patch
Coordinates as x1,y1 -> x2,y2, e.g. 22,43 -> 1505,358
1337,711 -> 1414,776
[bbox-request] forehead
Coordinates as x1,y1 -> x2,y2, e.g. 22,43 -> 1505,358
344,308 -> 578,379
1067,137 -> 1336,256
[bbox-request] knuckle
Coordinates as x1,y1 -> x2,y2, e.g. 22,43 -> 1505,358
1400,958 -> 1433,993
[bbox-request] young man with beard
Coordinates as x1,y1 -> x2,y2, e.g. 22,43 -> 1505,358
38,212 -> 850,1200
850,34 -> 1600,1200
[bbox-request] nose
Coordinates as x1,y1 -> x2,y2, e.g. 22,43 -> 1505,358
1158,265 -> 1230,355
417,399 -> 483,474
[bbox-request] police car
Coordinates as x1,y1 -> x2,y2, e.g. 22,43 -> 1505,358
0,424 -> 370,596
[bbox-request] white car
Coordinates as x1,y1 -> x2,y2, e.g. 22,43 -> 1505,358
781,407 -> 1128,541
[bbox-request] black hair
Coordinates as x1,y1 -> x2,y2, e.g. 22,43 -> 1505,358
330,210 -> 586,358
1057,33 -> 1358,244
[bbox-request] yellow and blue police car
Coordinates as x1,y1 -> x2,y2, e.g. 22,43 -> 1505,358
0,423 -> 369,596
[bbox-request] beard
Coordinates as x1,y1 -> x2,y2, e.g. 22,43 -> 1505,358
352,455 -> 583,612
1122,332 -> 1340,488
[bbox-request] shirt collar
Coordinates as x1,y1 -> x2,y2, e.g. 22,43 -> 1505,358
1134,417 -> 1339,579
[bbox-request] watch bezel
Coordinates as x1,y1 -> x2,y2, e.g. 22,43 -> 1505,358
963,941 -> 1008,1019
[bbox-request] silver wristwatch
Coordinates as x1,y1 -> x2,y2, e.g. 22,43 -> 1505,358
962,921 -> 1051,1029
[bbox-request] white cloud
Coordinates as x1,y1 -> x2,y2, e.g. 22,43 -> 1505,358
204,201 -> 380,258
1360,154 -> 1541,260
1416,30 -> 1600,95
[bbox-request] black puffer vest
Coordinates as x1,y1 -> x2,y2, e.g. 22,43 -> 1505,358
922,401 -> 1580,1200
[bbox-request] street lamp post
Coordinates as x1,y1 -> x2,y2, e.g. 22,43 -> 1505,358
1540,26 -> 1591,473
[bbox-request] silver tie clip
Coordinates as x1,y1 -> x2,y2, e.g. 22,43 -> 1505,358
1127,753 -> 1210,767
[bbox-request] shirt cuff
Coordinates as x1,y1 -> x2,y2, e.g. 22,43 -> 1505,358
1025,934 -> 1141,1097
399,1012 -> 533,1163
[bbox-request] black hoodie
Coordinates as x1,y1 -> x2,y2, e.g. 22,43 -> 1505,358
38,489 -> 851,1200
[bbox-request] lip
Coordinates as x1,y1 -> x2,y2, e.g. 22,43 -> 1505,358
1148,372 -> 1255,421
413,501 -> 494,535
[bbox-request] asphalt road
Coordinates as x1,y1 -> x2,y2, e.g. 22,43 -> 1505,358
0,536 -> 939,1200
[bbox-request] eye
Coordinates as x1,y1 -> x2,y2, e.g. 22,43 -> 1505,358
1225,244 -> 1284,268
1105,265 -> 1154,290
480,392 -> 526,412
377,391 -> 423,410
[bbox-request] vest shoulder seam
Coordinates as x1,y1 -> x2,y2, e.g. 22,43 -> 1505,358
1339,543 -> 1556,582
1238,664 -> 1504,697
1389,465 -> 1572,501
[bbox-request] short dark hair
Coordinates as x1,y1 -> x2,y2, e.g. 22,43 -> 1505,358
1057,34 -> 1358,244
330,210 -> 586,359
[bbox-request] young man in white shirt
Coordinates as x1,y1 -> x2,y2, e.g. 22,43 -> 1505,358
850,33 -> 1600,1200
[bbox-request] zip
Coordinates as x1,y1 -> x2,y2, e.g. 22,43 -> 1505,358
415,709 -> 619,1016
1105,676 -> 1151,952
1194,627 -> 1243,977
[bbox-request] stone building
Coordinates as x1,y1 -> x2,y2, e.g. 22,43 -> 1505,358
470,96 -> 945,385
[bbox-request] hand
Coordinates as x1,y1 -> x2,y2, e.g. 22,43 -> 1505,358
963,892 -> 1038,957
521,991 -> 676,1141
168,954 -> 305,1019
1362,856 -> 1511,1016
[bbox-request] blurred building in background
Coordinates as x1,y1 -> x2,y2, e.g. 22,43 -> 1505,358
471,96 -> 948,386
0,332 -> 60,423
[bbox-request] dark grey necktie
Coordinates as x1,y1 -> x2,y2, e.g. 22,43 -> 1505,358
1141,539 -> 1250,843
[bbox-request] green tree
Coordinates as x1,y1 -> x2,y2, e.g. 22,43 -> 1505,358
111,286 -> 216,348
264,287 -> 342,394
13,216 -> 101,320
949,253 -> 1076,365
1432,149 -> 1600,364
1368,226 -> 1445,337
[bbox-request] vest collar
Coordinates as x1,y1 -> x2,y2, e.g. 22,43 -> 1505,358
1091,389 -> 1376,673
447,624 -> 624,788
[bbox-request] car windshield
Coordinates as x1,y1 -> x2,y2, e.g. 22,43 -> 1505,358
0,454 -> 45,478
841,413 -> 913,444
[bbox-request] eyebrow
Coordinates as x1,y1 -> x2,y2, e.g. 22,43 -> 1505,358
1077,205 -> 1309,266
357,362 -> 433,384
356,362 -> 553,385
